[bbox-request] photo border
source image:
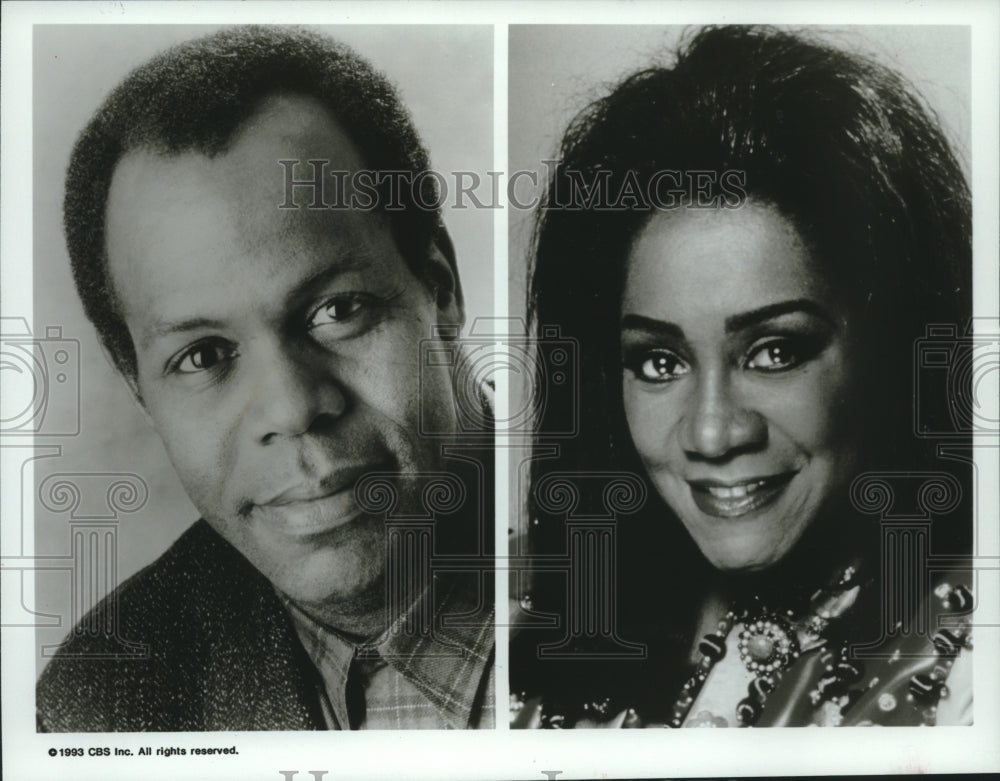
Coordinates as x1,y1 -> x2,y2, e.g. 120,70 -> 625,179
2,1 -> 998,779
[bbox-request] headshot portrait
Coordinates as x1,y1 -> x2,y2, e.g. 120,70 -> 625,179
509,25 -> 977,729
30,24 -> 495,732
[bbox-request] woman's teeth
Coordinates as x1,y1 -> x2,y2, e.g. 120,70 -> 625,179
705,480 -> 768,499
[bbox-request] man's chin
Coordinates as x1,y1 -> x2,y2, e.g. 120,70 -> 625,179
230,511 -> 388,620
281,529 -> 386,598
284,558 -> 385,606
274,550 -> 388,636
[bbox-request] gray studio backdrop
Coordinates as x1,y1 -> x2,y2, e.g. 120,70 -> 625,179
31,24 -> 493,676
506,24 -> 971,541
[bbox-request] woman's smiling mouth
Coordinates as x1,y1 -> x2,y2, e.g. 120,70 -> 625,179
687,473 -> 797,518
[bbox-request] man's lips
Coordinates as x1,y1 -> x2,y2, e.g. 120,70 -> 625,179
255,464 -> 386,537
265,464 -> 379,506
687,472 -> 797,518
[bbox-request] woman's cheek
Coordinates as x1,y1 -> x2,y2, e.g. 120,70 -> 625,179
623,388 -> 670,466
772,373 -> 852,455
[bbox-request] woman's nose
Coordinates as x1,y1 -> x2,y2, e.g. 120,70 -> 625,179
250,347 -> 348,444
680,372 -> 766,459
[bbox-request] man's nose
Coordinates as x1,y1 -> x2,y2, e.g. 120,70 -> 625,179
250,345 -> 347,444
680,371 -> 766,460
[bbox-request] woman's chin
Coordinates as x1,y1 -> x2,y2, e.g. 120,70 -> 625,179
697,538 -> 792,574
705,555 -> 775,575
696,526 -> 843,581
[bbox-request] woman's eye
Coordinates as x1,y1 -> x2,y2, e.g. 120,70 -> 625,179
174,342 -> 234,374
746,340 -> 798,371
309,296 -> 365,328
631,350 -> 690,382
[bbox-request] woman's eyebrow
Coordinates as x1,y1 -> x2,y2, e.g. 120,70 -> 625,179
620,299 -> 835,340
620,314 -> 685,340
723,299 -> 835,333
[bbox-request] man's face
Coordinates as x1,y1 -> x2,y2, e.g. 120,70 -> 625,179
105,95 -> 462,626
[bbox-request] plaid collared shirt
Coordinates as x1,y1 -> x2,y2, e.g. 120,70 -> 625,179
282,573 -> 494,730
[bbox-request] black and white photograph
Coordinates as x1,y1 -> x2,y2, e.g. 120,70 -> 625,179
22,21 -> 496,733
1,2 -> 998,781
508,23 -> 979,729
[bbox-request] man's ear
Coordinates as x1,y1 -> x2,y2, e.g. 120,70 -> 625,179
97,340 -> 153,427
426,227 -> 465,332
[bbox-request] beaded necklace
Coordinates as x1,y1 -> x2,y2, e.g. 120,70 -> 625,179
511,565 -> 973,729
669,565 -> 861,727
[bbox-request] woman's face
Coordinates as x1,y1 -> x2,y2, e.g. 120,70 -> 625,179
620,202 -> 861,573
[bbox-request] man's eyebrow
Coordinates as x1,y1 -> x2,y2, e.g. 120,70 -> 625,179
141,253 -> 373,346
144,316 -> 227,343
284,253 -> 370,306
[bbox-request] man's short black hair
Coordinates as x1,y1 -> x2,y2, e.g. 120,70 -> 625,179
65,25 -> 453,380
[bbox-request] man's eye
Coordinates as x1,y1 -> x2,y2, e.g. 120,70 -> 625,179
628,350 -> 690,383
746,339 -> 798,371
309,296 -> 366,329
173,342 -> 235,374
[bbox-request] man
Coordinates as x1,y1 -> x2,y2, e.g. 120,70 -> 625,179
37,26 -> 494,731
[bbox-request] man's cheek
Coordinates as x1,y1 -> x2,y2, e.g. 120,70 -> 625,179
423,368 -> 459,434
172,461 -> 226,520
155,422 -> 231,516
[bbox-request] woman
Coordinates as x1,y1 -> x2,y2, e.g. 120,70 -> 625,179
511,26 -> 973,728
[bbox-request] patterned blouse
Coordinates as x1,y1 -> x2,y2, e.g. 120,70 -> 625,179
511,566 -> 972,729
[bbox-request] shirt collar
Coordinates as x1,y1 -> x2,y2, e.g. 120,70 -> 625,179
281,572 -> 493,730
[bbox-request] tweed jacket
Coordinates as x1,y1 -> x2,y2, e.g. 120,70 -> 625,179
37,520 -> 330,732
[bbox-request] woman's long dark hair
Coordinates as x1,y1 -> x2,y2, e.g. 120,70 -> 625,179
514,26 -> 972,720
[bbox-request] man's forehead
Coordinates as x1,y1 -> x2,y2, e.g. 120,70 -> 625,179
103,91 -> 398,340
106,92 -> 372,262
111,92 -> 368,198
228,92 -> 369,172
